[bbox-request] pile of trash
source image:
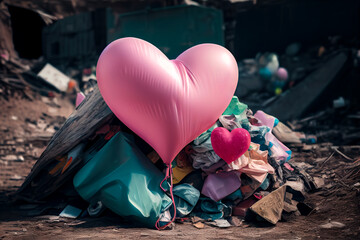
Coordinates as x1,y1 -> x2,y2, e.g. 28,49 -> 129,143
15,89 -> 315,229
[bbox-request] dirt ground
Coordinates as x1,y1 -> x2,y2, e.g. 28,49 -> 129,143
0,92 -> 360,240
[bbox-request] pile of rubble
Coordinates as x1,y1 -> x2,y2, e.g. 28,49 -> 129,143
0,79 -> 74,192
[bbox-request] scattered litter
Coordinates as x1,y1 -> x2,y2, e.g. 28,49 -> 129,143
65,220 -> 87,226
331,147 -> 354,161
87,201 -> 106,217
228,216 -> 243,227
10,174 -> 23,180
320,221 -> 345,229
13,90 -> 316,230
291,162 -> 314,170
34,215 -> 60,222
249,185 -> 287,224
273,122 -> 302,144
209,219 -> 232,228
333,97 -> 346,109
37,63 -> 70,92
59,205 -> 83,219
193,222 -> 205,229
313,177 -> 326,189
1,155 -> 24,162
75,92 -> 86,107
1,10 -> 358,234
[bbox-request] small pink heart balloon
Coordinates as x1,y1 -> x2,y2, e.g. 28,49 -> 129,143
97,37 -> 238,165
211,127 -> 251,164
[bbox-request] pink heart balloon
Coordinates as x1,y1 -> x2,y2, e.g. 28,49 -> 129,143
211,127 -> 251,164
97,37 -> 238,165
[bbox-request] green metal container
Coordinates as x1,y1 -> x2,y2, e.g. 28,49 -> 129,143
106,5 -> 224,59
42,5 -> 224,68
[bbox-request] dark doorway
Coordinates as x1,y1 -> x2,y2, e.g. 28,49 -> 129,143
7,5 -> 46,59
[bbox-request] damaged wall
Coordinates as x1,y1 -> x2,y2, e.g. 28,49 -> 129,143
0,2 -> 17,60
7,5 -> 46,59
0,0 -> 180,61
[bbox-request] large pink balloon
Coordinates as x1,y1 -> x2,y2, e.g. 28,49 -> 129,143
97,37 -> 238,165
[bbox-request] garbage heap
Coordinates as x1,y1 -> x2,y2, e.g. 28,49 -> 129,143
16,92 -> 315,229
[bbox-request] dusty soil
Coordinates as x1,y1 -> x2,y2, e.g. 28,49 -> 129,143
0,91 -> 360,240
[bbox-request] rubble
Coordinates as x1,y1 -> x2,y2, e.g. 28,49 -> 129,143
0,0 -> 359,238
37,63 -> 70,92
8,89 -> 318,230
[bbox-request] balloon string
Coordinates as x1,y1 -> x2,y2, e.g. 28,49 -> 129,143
155,165 -> 177,230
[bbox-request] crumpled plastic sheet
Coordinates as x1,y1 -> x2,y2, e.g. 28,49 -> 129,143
190,123 -> 221,170
254,110 -> 292,164
172,183 -> 200,218
73,132 -> 172,227
201,171 -> 241,202
193,197 -> 232,221
226,143 -> 274,183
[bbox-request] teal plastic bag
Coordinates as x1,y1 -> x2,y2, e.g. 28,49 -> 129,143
73,132 -> 172,227
172,183 -> 200,217
193,197 -> 231,221
222,96 -> 248,116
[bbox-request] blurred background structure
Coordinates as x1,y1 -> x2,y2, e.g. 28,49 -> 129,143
1,0 -> 359,120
